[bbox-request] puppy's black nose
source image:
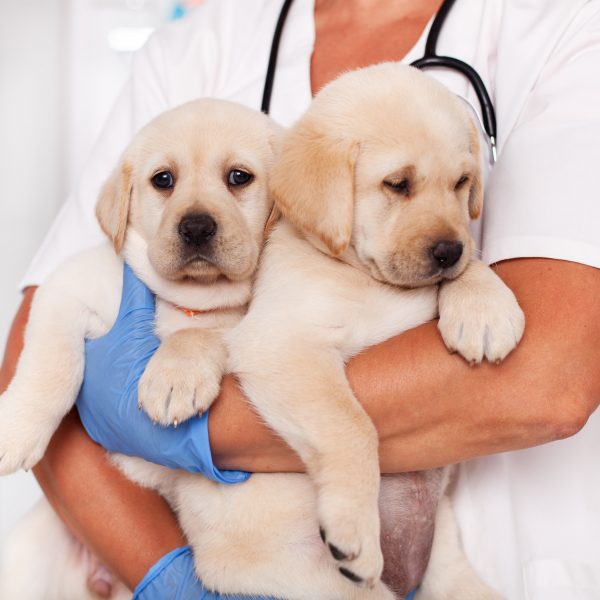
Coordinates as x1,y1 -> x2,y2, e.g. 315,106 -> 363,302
431,240 -> 463,269
178,214 -> 218,246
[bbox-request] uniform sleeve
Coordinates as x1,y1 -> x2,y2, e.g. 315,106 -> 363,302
481,5 -> 600,269
20,33 -> 170,288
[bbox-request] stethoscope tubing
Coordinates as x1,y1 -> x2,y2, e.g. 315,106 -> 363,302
410,0 -> 497,161
410,54 -> 497,161
261,0 -> 295,114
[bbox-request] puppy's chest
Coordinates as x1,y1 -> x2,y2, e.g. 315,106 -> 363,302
154,300 -> 244,339
338,283 -> 439,358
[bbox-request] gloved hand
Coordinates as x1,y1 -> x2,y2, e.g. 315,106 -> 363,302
133,546 -> 277,600
134,546 -> 416,600
76,262 -> 249,484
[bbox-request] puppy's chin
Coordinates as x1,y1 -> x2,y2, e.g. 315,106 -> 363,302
384,258 -> 471,288
360,256 -> 444,289
153,256 -> 258,285
358,245 -> 472,289
171,259 -> 224,284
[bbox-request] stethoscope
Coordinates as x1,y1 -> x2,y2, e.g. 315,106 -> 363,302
260,0 -> 498,163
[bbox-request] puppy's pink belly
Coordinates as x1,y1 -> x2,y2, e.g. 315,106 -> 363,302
379,469 -> 445,596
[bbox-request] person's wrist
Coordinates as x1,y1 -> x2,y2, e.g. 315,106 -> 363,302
132,546 -> 199,599
208,376 -> 303,474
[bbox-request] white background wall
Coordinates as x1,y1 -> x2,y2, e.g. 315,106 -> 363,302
0,0 -> 198,550
0,0 -> 67,544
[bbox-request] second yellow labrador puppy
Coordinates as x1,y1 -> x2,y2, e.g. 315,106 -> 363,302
121,64 -> 520,598
225,63 -> 524,597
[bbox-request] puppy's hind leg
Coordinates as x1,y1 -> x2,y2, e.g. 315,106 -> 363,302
234,343 -> 383,589
415,496 -> 505,600
0,498 -> 131,600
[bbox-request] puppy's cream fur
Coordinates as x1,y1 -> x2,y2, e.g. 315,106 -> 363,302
221,64 -> 522,597
0,66 -> 523,600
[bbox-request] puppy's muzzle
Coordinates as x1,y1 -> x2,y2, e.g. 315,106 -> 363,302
430,240 -> 463,269
178,213 -> 218,247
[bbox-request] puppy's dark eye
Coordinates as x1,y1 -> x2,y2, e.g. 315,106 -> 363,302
227,169 -> 253,187
384,178 -> 411,196
152,171 -> 175,190
454,175 -> 469,191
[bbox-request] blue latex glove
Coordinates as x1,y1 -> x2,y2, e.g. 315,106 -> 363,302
76,262 -> 249,484
133,546 -> 276,600
134,546 -> 416,600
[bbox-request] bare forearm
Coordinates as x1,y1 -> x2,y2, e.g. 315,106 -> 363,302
209,258 -> 600,473
1,288 -> 186,590
34,411 -> 186,589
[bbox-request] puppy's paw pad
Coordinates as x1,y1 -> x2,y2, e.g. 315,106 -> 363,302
318,503 -> 383,588
483,305 -> 525,363
138,350 -> 222,426
0,408 -> 49,475
439,291 -> 524,365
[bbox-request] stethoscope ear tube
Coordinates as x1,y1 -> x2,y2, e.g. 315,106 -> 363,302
411,55 -> 497,162
411,0 -> 498,162
261,0 -> 295,114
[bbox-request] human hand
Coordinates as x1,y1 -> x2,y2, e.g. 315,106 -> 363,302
76,263 -> 249,484
134,546 -> 417,599
133,546 -> 278,600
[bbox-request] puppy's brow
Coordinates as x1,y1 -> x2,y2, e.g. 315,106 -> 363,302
382,164 -> 419,197
383,164 -> 417,187
148,158 -> 178,179
223,152 -> 260,171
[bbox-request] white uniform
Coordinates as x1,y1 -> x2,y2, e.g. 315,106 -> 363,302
22,1 -> 600,598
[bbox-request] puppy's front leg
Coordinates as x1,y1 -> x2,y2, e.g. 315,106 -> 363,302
235,343 -> 383,588
438,260 -> 525,365
0,286 -> 102,474
138,329 -> 227,426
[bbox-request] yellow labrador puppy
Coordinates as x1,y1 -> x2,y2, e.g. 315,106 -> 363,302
0,98 -> 279,599
224,63 -> 523,597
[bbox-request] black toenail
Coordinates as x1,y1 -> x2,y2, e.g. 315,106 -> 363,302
319,527 -> 326,543
339,567 -> 363,584
328,542 -> 348,561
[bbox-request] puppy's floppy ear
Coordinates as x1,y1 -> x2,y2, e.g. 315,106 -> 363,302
469,172 -> 483,220
95,161 -> 133,254
467,120 -> 483,219
270,111 -> 357,256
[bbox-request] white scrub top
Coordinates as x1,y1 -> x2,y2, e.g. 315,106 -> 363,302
22,1 -> 600,598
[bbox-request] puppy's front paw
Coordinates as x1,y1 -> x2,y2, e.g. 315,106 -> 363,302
318,490 -> 384,589
439,268 -> 525,364
138,332 -> 226,427
0,393 -> 51,474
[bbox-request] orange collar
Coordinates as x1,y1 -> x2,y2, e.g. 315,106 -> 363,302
174,303 -> 247,318
178,306 -> 209,318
